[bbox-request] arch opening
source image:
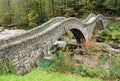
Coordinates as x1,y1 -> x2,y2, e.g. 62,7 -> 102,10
93,20 -> 104,35
49,28 -> 86,54
70,28 -> 86,47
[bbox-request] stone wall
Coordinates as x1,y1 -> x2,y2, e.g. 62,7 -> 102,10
0,14 -> 114,75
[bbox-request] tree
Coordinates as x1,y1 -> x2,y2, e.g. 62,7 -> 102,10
0,0 -> 14,26
104,0 -> 120,15
104,0 -> 120,9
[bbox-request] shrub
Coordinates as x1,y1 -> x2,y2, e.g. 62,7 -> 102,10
99,21 -> 120,41
0,60 -> 4,75
75,64 -> 98,78
28,10 -> 38,28
109,54 -> 120,80
49,50 -> 98,78
50,50 -> 75,73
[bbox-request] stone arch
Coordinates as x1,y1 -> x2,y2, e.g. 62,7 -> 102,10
70,28 -> 86,44
93,20 -> 104,35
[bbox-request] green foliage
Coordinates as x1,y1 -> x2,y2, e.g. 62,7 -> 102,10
49,50 -> 98,78
7,59 -> 16,74
89,0 -> 105,8
97,54 -> 120,80
0,59 -> 16,75
0,60 -> 4,75
104,0 -> 120,9
109,54 -> 120,79
98,66 -> 109,80
100,22 -> 120,41
103,0 -> 120,15
75,64 -> 98,78
0,0 -> 120,29
50,50 -> 75,73
0,68 -> 102,81
28,10 -> 38,28
0,17 -> 2,25
2,9 -> 14,27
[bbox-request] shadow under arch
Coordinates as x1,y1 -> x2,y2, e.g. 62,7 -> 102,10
93,20 -> 104,35
70,28 -> 86,45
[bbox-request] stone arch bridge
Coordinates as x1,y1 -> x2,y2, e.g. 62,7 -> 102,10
0,14 -> 114,75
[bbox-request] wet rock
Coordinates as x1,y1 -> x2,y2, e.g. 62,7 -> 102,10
107,41 -> 120,49
0,27 -> 4,32
68,39 -> 77,45
53,41 -> 66,48
117,40 -> 120,43
44,56 -> 52,60
66,39 -> 78,50
116,18 -> 120,21
96,36 -> 104,42
110,48 -> 120,53
50,41 -> 67,54
74,48 -> 86,55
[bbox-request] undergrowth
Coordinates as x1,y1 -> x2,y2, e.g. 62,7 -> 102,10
48,50 -> 99,78
0,59 -> 16,75
100,21 -> 120,41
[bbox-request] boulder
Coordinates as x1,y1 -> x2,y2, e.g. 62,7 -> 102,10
116,18 -> 120,21
53,41 -> 66,48
66,39 -> 78,50
0,27 -> 4,32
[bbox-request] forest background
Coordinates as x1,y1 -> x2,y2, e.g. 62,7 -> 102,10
0,0 -> 120,29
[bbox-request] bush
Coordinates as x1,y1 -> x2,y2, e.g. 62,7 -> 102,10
109,54 -> 120,80
75,64 -> 98,78
50,50 -> 75,73
49,50 -> 98,78
100,21 -> 120,41
0,60 -> 4,75
28,10 -> 38,28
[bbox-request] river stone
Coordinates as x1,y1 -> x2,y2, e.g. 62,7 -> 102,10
0,27 -> 4,32
53,41 -> 66,48
116,18 -> 120,21
66,39 -> 78,50
68,39 -> 77,45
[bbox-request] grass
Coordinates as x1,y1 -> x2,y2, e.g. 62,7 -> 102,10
0,68 -> 102,81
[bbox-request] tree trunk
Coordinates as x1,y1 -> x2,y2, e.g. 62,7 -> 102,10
7,0 -> 11,24
51,0 -> 54,17
66,0 -> 68,9
36,0 -> 41,24
85,0 -> 88,6
115,0 -> 118,8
